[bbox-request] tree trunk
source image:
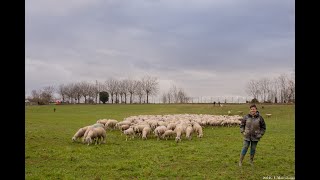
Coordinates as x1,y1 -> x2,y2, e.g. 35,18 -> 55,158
111,93 -> 114,104
130,93 -> 133,104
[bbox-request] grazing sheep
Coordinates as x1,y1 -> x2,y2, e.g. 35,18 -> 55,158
123,127 -> 135,141
82,123 -> 105,143
120,124 -> 130,131
166,123 -> 176,131
132,124 -> 150,137
185,125 -> 194,140
174,124 -> 186,143
105,119 -> 118,130
154,126 -> 167,140
192,122 -> 203,138
161,130 -> 176,140
92,123 -> 105,129
72,126 -> 90,142
142,126 -> 152,140
115,121 -> 133,129
84,127 -> 106,145
96,119 -> 109,125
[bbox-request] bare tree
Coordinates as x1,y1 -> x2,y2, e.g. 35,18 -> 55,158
105,78 -> 117,104
287,76 -> 295,103
135,80 -> 144,103
161,92 -> 167,103
95,80 -> 100,104
40,86 -> 55,104
113,80 -> 120,104
88,83 -> 97,104
163,84 -> 189,104
167,92 -> 172,104
73,82 -> 83,104
127,79 -> 138,104
169,84 -> 178,103
123,79 -> 130,104
64,83 -> 75,103
177,88 -> 189,103
80,81 -> 90,103
141,76 -> 159,103
258,78 -> 271,102
278,74 -> 289,103
30,89 -> 41,103
57,84 -> 67,102
119,80 -> 128,103
268,78 -> 278,103
245,80 -> 260,100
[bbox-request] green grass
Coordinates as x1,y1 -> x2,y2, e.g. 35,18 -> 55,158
25,104 -> 295,180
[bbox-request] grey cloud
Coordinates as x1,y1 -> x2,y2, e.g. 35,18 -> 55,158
26,0 -> 294,98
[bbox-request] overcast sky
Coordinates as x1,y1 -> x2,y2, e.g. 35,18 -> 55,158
26,0 -> 294,102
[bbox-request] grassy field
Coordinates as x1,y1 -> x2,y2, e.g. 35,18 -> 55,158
25,104 -> 295,180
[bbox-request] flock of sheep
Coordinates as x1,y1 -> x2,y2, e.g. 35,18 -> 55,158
72,114 -> 243,145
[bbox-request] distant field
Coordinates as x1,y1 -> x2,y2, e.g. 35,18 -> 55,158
25,104 -> 295,180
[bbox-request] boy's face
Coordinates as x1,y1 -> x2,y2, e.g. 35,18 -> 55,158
250,107 -> 257,115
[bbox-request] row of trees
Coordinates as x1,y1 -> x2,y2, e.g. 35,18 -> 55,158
161,85 -> 190,103
27,73 -> 295,105
30,86 -> 56,105
245,73 -> 295,103
27,76 -> 161,104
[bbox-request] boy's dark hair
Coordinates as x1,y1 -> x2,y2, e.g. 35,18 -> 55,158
250,104 -> 257,109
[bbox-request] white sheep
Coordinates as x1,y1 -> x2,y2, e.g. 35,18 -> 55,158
142,126 -> 152,140
174,124 -> 185,143
105,119 -> 118,130
166,123 -> 176,131
161,130 -> 176,140
192,122 -> 203,138
154,126 -> 167,140
96,119 -> 109,125
120,124 -> 130,131
82,123 -> 105,143
123,127 -> 135,141
185,125 -> 194,140
84,126 -> 106,145
72,126 -> 90,142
